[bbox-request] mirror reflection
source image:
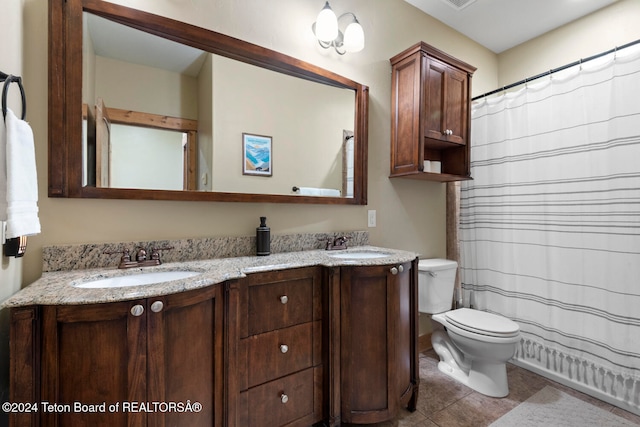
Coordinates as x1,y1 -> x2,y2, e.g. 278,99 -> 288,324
82,14 -> 356,197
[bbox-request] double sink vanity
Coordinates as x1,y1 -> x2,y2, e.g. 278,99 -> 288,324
6,239 -> 420,427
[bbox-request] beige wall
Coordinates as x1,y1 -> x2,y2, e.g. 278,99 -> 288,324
7,0 -> 638,305
211,55 -> 354,195
18,0 -> 497,288
497,0 -> 640,92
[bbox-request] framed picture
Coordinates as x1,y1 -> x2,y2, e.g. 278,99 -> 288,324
242,133 -> 272,176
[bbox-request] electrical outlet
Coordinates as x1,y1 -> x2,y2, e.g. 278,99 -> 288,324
367,210 -> 376,227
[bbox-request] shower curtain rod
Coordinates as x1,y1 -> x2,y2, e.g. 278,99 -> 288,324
472,38 -> 640,101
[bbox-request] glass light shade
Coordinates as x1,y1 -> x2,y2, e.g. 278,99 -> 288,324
343,20 -> 365,52
315,2 -> 338,42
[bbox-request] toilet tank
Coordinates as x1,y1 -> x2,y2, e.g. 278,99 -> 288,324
418,259 -> 458,314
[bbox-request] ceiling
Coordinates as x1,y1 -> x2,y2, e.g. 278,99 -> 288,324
404,0 -> 619,53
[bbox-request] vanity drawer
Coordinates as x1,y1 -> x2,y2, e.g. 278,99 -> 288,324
244,321 -> 321,388
243,268 -> 321,337
242,367 -> 321,427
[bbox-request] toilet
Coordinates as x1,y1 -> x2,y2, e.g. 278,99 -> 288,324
418,259 -> 521,397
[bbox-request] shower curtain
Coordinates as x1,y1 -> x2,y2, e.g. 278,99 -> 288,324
460,45 -> 640,414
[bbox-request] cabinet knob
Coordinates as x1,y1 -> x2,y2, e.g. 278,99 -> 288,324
280,393 -> 289,404
398,265 -> 404,273
130,304 -> 144,317
280,344 -> 289,354
150,301 -> 164,313
279,295 -> 288,304
390,267 -> 398,275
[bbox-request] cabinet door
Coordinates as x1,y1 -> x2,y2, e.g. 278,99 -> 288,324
390,51 -> 423,176
394,261 -> 418,409
340,262 -> 418,424
147,285 -> 223,427
40,300 -> 147,427
424,56 -> 468,145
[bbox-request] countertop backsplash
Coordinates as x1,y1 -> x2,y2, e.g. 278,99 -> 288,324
42,231 -> 369,272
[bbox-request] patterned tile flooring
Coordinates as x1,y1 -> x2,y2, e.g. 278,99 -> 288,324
348,350 -> 640,426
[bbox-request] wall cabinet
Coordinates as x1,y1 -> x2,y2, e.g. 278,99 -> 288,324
390,42 -> 476,182
338,261 -> 418,424
10,259 -> 418,427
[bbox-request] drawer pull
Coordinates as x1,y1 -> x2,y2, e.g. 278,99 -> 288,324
280,393 -> 289,404
280,344 -> 289,354
130,304 -> 144,317
150,301 -> 164,313
279,295 -> 288,304
390,267 -> 398,275
398,265 -> 404,273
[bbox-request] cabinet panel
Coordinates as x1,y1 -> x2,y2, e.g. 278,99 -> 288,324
244,321 -> 318,388
443,65 -> 468,145
391,53 -> 422,176
9,307 -> 39,427
339,261 -> 418,425
245,368 -> 316,427
425,56 -> 468,145
42,301 -> 147,427
244,270 -> 318,336
147,285 -> 223,427
424,57 -> 446,141
348,273 -> 389,411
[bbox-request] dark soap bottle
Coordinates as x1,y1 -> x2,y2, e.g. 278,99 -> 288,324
256,216 -> 270,256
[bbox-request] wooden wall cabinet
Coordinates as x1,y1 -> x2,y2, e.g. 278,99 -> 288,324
390,42 -> 476,182
338,261 -> 419,424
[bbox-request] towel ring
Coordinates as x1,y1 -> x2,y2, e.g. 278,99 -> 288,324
1,74 -> 27,121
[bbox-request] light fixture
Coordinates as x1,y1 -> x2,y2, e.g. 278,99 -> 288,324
312,1 -> 364,55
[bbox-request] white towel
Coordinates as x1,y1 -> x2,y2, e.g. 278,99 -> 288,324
296,187 -> 341,197
0,108 -> 41,238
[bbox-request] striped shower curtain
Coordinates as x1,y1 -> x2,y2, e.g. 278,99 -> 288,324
460,45 -> 640,415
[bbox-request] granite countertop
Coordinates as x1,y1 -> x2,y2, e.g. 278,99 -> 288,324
2,246 -> 419,308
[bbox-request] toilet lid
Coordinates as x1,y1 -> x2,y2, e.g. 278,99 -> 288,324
445,308 -> 519,337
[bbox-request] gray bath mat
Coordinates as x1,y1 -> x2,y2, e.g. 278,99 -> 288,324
489,386 -> 637,426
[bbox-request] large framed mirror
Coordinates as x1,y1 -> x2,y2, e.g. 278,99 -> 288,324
49,0 -> 369,204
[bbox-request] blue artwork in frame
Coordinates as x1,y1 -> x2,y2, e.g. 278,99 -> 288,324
242,133 -> 272,176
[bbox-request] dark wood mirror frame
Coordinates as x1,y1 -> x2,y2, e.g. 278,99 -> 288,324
49,0 -> 369,204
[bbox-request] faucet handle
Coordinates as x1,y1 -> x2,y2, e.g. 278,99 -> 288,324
103,248 -> 131,260
103,248 -> 136,269
150,246 -> 174,262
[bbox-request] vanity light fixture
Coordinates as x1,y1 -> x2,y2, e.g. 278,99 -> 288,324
312,1 -> 365,55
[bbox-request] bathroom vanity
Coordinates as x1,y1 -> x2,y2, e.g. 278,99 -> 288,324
6,246 -> 419,427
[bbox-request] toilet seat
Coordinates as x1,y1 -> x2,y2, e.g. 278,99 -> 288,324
444,308 -> 519,338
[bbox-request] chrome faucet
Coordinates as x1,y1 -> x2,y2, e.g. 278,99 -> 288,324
104,246 -> 174,269
325,235 -> 349,250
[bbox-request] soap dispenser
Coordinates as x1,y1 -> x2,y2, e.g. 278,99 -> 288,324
256,216 -> 270,256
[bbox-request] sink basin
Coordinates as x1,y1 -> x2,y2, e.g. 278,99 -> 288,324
326,251 -> 391,260
73,271 -> 202,289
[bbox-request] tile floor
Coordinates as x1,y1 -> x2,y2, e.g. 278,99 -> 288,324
351,350 -> 640,426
